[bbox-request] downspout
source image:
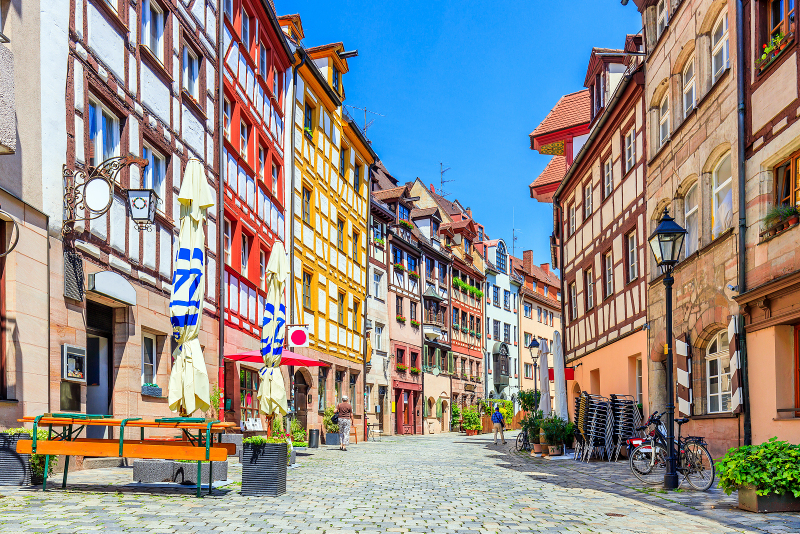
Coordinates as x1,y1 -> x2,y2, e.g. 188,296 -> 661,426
555,199 -> 567,379
362,170 -> 372,442
217,1 -> 225,421
288,52 -> 305,329
735,0 -> 751,446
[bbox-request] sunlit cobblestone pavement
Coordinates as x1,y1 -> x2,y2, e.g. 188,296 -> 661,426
0,431 -> 790,533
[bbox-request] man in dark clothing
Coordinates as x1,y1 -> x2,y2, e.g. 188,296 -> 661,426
491,405 -> 506,445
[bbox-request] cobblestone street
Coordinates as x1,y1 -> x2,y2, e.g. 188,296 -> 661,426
0,432 -> 793,533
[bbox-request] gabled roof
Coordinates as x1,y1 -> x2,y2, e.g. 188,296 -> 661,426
411,207 -> 440,220
371,160 -> 398,190
441,218 -> 476,239
530,89 -> 591,141
529,156 -> 566,203
584,48 -> 626,87
430,190 -> 462,217
372,185 -> 409,202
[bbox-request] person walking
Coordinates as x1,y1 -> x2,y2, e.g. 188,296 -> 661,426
491,405 -> 506,445
336,395 -> 354,451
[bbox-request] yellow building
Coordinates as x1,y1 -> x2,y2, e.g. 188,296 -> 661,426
280,16 -> 376,440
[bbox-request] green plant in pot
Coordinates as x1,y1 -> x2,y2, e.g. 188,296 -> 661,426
540,415 -> 568,456
322,406 -> 341,446
241,435 -> 289,496
461,409 -> 482,435
763,204 -> 799,232
521,410 -> 543,454
717,438 -> 800,512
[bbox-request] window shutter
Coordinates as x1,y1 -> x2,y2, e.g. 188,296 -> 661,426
448,351 -> 453,373
423,398 -> 428,417
436,398 -> 442,418
675,333 -> 692,417
423,346 -> 428,369
728,316 -> 744,414
434,348 -> 440,370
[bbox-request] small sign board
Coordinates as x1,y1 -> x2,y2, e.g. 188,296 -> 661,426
288,326 -> 309,347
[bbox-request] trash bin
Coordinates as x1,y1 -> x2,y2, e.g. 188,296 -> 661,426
308,429 -> 320,448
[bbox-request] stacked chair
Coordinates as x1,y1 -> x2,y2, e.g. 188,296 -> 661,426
572,392 -> 644,463
609,394 -> 643,461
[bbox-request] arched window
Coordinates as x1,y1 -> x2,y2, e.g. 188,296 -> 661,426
684,183 -> 699,256
659,94 -> 670,146
712,12 -> 729,84
706,330 -> 731,413
496,241 -> 507,273
682,57 -> 696,116
712,154 -> 733,238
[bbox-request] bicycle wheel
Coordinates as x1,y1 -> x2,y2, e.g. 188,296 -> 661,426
683,442 -> 715,491
515,431 -> 526,452
629,443 -> 668,485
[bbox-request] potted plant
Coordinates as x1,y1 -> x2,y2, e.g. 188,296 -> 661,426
303,126 -> 313,139
241,435 -> 288,496
408,271 -> 420,280
410,319 -> 420,327
396,315 -> 406,323
409,367 -> 420,375
393,263 -> 405,273
450,405 -> 462,432
717,438 -> 800,512
462,409 -> 482,436
141,382 -> 162,397
396,363 -> 408,372
374,237 -> 385,247
322,406 -> 340,446
399,220 -> 413,230
541,415 -> 568,457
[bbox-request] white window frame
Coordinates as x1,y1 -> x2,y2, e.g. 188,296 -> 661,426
684,183 -> 699,256
182,46 -> 200,100
259,249 -> 266,290
88,98 -> 120,167
656,0 -> 669,38
706,330 -> 731,413
569,204 -> 576,235
627,230 -> 639,282
258,146 -> 266,180
223,0 -> 233,20
241,233 -> 249,274
659,94 -> 670,147
241,7 -> 250,46
273,70 -> 280,98
240,120 -> 249,161
223,218 -> 232,266
364,384 -> 371,412
373,271 -> 382,299
142,0 -> 165,62
142,332 -> 157,385
272,162 -> 279,196
374,324 -> 383,351
712,154 -> 733,238
523,303 -> 531,318
584,183 -> 592,218
604,251 -> 613,298
683,58 -> 696,117
259,44 -> 268,77
604,159 -> 613,197
569,283 -> 577,321
712,13 -> 729,84
223,98 -> 231,140
625,128 -> 636,173
142,145 -> 166,213
586,269 -> 594,309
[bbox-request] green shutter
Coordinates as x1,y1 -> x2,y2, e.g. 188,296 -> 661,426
423,398 -> 428,417
448,351 -> 453,373
434,348 -> 441,370
436,398 -> 442,418
423,346 -> 429,369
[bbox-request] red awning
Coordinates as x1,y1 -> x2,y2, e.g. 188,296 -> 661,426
548,368 -> 576,381
224,350 -> 328,367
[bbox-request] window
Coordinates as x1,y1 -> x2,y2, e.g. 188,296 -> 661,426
259,44 -> 268,77
503,323 -> 510,343
373,271 -> 382,298
684,183 -> 699,256
712,13 -> 729,83
352,231 -> 359,263
335,371 -> 344,403
544,286 -> 548,297
88,99 -> 120,167
523,303 -> 532,318
604,159 -> 613,198
336,291 -> 346,325
318,368 -> 327,411
410,302 -> 417,322
569,283 -> 577,321
769,0 -> 796,43
537,307 -> 542,322
332,67 -> 340,92
683,58 -> 696,116
396,296 -> 403,317
273,69 -> 281,99
223,218 -> 232,265
625,128 -> 636,172
503,290 -> 511,310
550,312 -> 554,326
258,146 -> 266,180
142,145 -> 166,211
464,238 -> 470,255
712,154 -> 733,238
497,242 -> 507,273
183,46 -> 199,100
239,121 -> 249,161
627,230 -> 639,282
524,332 -> 532,347
659,94 -> 670,146
271,163 -> 279,196
340,148 -> 347,176
223,0 -> 232,19
524,363 -> 533,379
398,204 -> 410,222
259,250 -> 266,290
374,325 -> 383,350
585,269 -> 594,309
604,251 -> 613,298
493,320 -> 500,340
364,385 -> 371,412
223,98 -> 231,140
492,286 -> 499,307
240,368 -> 259,421
354,163 -> 361,192
569,204 -> 576,235
333,219 -> 343,251
396,348 -> 405,366
142,0 -> 165,62
304,102 -> 313,135
636,358 -> 643,405
240,7 -> 250,47
584,183 -> 593,217
302,187 -> 312,224
469,315 -> 475,332
407,256 -> 417,274
142,333 -> 156,385
453,308 -> 459,326
656,0 -> 668,38
302,271 -> 312,309
476,317 -> 481,336
439,262 -> 447,284
392,246 -> 403,266
425,258 -> 434,279
240,233 -> 249,274
706,330 -> 731,413
353,300 -> 360,330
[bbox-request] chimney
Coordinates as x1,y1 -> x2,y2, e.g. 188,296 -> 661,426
430,184 -> 435,193
541,263 -> 550,273
523,250 -> 533,274
466,208 -> 472,218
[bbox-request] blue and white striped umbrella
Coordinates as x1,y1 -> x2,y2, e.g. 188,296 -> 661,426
167,159 -> 215,415
258,241 -> 289,416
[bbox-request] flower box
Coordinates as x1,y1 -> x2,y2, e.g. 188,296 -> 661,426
396,315 -> 406,323
396,364 -> 408,372
393,263 -> 405,272
399,220 -> 413,230
373,238 -> 385,247
410,319 -> 420,327
409,367 -> 420,375
241,442 -> 287,497
141,383 -> 163,397
408,271 -> 420,280
757,32 -> 794,74
738,487 -> 800,513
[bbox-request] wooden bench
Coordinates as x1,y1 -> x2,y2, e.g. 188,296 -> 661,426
18,414 -> 237,497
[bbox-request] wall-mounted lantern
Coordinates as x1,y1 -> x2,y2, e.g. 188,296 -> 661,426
126,189 -> 159,231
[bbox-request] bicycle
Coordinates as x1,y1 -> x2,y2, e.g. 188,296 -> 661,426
628,411 -> 715,490
515,428 -> 531,452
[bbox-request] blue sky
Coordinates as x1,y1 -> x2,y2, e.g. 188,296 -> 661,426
276,1 -> 642,271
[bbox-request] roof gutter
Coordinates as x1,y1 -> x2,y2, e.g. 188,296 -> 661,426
297,47 -> 341,108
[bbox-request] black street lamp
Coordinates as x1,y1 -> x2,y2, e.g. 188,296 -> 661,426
527,338 -> 540,397
648,207 -> 687,490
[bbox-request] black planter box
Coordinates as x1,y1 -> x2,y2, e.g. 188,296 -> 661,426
0,434 -> 31,485
241,443 -> 287,497
738,487 -> 800,513
324,432 -> 340,446
142,385 -> 163,397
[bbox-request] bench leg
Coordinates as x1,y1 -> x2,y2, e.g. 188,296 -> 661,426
42,455 -> 49,491
61,456 -> 70,489
208,461 -> 212,495
196,461 -> 202,498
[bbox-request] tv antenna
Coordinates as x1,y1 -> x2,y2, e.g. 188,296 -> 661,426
512,208 -> 520,257
345,105 -> 384,139
439,162 -> 453,197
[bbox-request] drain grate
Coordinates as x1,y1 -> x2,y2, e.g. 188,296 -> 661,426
605,513 -> 625,517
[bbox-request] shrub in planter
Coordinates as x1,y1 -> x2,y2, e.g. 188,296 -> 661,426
141,383 -> 162,397
396,315 -> 407,323
396,364 -> 408,372
241,436 -> 288,497
289,418 -> 307,444
393,263 -> 405,272
410,319 -> 420,327
0,428 -> 56,485
717,438 -> 800,512
462,409 -> 481,435
409,367 -> 420,375
322,406 -> 340,445
540,415 -> 568,455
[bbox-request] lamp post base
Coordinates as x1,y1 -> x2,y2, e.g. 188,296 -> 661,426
664,473 -> 679,490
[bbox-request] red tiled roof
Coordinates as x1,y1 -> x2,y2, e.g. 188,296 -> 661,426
531,90 -> 591,139
411,207 -> 439,218
531,157 -> 566,189
372,186 -> 408,202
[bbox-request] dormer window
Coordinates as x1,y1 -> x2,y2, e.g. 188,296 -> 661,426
432,220 -> 440,237
399,204 -> 410,222
595,73 -> 602,112
656,0 -> 669,39
332,67 -> 340,92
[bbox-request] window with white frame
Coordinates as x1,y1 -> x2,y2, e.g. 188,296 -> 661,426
585,269 -> 594,309
241,7 -> 250,47
240,233 -> 250,275
223,0 -> 232,20
223,218 -> 232,265
625,128 -> 636,172
604,251 -> 613,298
273,70 -> 280,98
142,145 -> 166,212
544,286 -> 548,297
706,329 -> 731,413
659,94 -> 670,146
712,154 -> 733,238
523,303 -> 531,318
183,46 -> 199,100
258,146 -> 265,180
142,333 -> 157,385
604,159 -> 613,198
684,183 -> 699,256
272,163 -> 278,196
373,271 -> 382,299
712,13 -> 729,84
569,282 -> 577,321
374,324 -> 383,351
259,44 -> 268,77
569,204 -> 576,235
636,358 -> 643,405
364,384 -> 371,412
683,58 -> 696,117
239,121 -> 249,161
537,307 -> 542,322
104,0 -> 119,13
259,250 -> 266,290
627,230 -> 639,282
88,99 -> 120,167
584,183 -> 593,218
223,98 -> 231,140
656,0 -> 669,38
142,0 -> 165,62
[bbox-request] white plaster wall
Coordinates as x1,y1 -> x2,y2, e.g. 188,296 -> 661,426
141,63 -> 171,126
181,105 -> 205,157
87,2 -> 124,82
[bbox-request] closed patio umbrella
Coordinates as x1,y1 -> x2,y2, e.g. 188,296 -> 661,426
168,159 -> 215,415
257,242 -> 289,417
552,331 -> 569,420
539,339 -> 552,417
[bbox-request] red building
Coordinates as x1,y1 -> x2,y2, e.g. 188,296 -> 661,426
221,0 -> 292,425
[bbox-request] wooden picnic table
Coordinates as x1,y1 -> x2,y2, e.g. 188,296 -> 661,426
16,413 -> 237,497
